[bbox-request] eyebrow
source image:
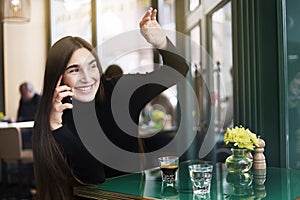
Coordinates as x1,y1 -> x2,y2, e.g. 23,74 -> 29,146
65,64 -> 78,71
88,59 -> 97,65
65,59 -> 97,70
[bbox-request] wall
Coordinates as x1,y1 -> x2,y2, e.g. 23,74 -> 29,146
3,0 -> 47,119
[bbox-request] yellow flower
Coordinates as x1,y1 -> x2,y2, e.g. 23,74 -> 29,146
224,126 -> 260,150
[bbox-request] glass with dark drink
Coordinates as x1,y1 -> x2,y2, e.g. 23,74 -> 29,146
158,156 -> 179,183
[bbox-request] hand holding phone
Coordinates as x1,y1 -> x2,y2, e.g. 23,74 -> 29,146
50,76 -> 73,130
59,76 -> 73,105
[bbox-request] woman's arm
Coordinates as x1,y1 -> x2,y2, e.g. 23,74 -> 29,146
125,8 -> 189,121
127,40 -> 189,122
102,8 -> 189,129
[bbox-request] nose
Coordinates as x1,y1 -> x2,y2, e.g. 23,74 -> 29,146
79,68 -> 92,83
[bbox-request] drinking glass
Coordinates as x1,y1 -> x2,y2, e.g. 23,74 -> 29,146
188,163 -> 213,195
158,156 -> 179,184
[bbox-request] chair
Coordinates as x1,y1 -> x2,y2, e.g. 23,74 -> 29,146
0,127 -> 34,198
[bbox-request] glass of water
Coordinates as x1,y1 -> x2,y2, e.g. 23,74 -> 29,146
188,163 -> 213,195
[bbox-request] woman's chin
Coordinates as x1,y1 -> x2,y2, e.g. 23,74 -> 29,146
73,93 -> 96,102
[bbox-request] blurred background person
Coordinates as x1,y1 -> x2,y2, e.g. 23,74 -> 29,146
17,81 -> 41,149
17,82 -> 41,123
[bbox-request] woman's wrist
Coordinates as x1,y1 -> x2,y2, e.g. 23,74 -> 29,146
156,38 -> 167,49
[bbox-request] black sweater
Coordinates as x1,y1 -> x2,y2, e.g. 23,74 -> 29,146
52,40 -> 189,184
17,93 -> 41,122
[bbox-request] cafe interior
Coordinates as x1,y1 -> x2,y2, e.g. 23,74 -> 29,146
0,0 -> 300,199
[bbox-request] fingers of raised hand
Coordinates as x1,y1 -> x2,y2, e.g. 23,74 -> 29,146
151,8 -> 157,20
139,16 -> 151,28
140,7 -> 156,28
143,7 -> 153,18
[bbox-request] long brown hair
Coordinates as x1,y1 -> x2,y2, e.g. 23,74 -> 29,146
33,36 -> 102,200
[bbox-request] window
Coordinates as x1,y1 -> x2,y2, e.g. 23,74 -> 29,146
50,0 -> 93,45
286,0 -> 300,169
211,2 -> 233,131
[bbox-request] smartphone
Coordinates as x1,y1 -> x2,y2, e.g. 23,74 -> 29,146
62,96 -> 72,104
60,79 -> 72,104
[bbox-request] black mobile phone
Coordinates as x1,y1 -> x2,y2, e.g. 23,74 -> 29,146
62,96 -> 72,104
60,79 -> 72,104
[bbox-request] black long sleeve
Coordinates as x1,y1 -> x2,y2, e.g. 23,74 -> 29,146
52,110 -> 106,183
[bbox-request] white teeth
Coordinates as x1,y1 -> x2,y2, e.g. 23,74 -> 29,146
77,85 -> 92,91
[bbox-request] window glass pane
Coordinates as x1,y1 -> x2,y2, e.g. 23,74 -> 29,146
190,24 -> 207,129
189,0 -> 200,11
161,0 -> 176,30
97,0 -> 152,73
190,25 -> 201,66
50,0 -> 92,45
211,2 -> 232,131
286,0 -> 300,169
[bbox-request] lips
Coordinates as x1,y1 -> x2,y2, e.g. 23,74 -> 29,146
75,83 -> 95,92
73,81 -> 100,102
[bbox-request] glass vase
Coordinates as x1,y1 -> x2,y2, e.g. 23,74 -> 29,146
225,148 -> 253,173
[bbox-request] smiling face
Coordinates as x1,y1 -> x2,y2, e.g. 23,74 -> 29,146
62,48 -> 101,102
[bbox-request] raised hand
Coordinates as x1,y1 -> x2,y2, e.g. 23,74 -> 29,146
139,7 -> 167,49
50,75 -> 73,131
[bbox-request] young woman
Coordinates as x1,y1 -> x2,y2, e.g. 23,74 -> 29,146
33,8 -> 189,200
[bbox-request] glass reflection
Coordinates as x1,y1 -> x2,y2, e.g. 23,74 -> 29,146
252,169 -> 267,199
160,182 -> 179,200
193,193 -> 211,200
224,170 -> 267,199
286,0 -> 300,169
225,172 -> 254,198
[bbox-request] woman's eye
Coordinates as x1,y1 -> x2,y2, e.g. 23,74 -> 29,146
91,63 -> 97,68
68,68 -> 79,73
